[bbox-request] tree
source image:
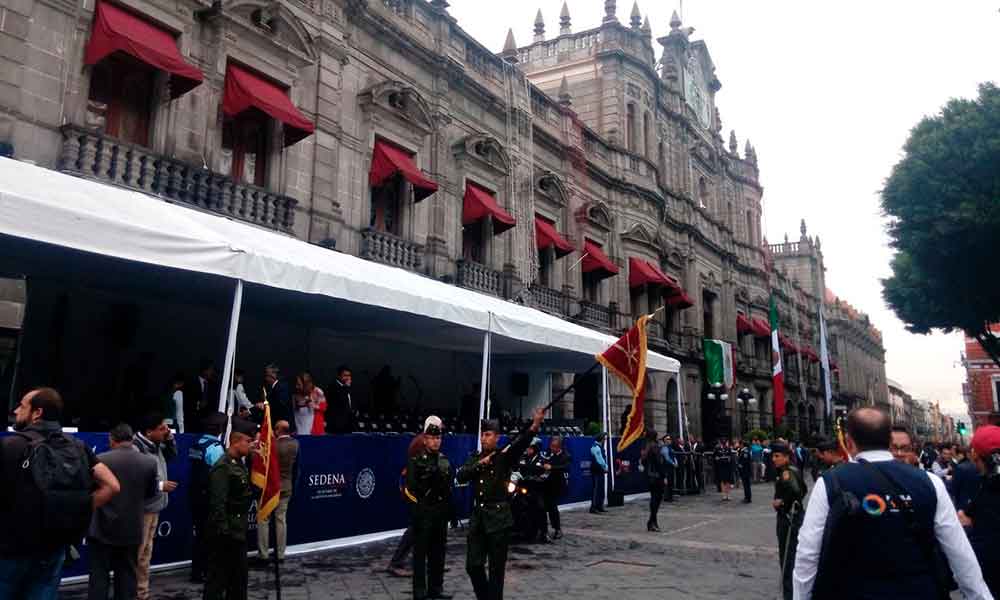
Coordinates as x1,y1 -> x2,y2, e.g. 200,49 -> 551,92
882,82 -> 1000,367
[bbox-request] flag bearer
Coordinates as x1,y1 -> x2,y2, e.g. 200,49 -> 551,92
407,418 -> 453,600
457,408 -> 544,600
204,418 -> 255,600
771,442 -> 806,600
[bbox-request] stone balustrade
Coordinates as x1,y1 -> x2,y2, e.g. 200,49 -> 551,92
529,284 -> 568,316
360,228 -> 424,272
577,300 -> 612,330
57,125 -> 296,232
456,260 -> 502,297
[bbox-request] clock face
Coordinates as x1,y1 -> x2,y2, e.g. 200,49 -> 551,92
684,54 -> 711,128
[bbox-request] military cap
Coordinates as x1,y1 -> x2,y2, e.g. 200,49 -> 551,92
425,423 -> 443,436
816,438 -> 839,453
770,442 -> 791,455
230,417 -> 258,438
481,419 -> 501,433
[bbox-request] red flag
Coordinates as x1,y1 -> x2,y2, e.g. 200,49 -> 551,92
597,315 -> 650,452
251,403 -> 281,523
835,415 -> 851,462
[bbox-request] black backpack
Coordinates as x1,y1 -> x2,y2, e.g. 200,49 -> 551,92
15,430 -> 94,548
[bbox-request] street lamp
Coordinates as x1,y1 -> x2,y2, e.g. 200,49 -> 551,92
736,387 -> 756,434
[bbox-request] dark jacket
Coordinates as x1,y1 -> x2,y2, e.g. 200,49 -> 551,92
184,376 -> 219,432
89,445 -> 159,546
325,381 -> 355,434
950,460 -> 983,512
265,379 -> 295,433
541,449 -> 571,495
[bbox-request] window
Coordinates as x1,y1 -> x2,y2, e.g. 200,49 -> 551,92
698,177 -> 708,209
630,285 -> 644,321
221,110 -> 271,187
643,112 -> 652,159
583,271 -> 601,303
462,221 -> 485,263
538,247 -> 554,288
993,376 -> 1000,412
746,210 -> 755,245
370,175 -> 402,234
702,290 -> 715,338
626,103 -> 637,153
87,53 -> 155,146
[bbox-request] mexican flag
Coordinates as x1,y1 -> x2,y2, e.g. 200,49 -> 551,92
704,339 -> 734,389
770,296 -> 786,426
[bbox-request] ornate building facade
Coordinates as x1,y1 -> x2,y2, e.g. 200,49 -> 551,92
964,324 -> 1000,428
0,0 -> 887,440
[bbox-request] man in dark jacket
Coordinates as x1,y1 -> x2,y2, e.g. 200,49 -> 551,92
326,365 -> 355,434
262,364 -> 295,433
540,436 -> 570,540
88,424 -> 159,600
184,359 -> 218,434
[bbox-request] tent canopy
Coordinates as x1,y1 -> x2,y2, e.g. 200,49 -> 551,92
0,158 -> 678,374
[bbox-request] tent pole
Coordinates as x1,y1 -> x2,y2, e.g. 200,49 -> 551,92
218,279 -> 244,441
477,314 -> 492,452
676,375 -> 684,438
602,365 -> 614,498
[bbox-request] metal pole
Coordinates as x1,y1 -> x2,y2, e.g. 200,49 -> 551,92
676,375 -> 684,438
603,366 -> 615,497
218,279 -> 244,414
477,314 -> 492,452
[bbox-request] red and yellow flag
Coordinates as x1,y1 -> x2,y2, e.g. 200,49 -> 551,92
597,314 -> 650,452
250,403 -> 281,523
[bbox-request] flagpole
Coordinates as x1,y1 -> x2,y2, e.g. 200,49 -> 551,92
602,365 -> 612,500
219,279 -> 244,445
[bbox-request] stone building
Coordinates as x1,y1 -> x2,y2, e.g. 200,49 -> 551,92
0,0 -> 886,441
887,378 -> 914,430
963,324 -> 1000,428
824,289 -> 889,414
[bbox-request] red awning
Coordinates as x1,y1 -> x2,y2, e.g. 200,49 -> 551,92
665,290 -> 694,310
222,64 -> 315,146
535,215 -> 573,258
830,359 -> 840,372
628,257 -> 673,288
803,346 -> 820,363
751,318 -> 772,338
737,314 -> 753,335
581,240 -> 619,279
369,140 -> 438,202
463,182 -> 516,234
779,333 -> 799,354
84,1 -> 203,98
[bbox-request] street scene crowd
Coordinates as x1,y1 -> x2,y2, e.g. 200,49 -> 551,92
1,378 -> 998,600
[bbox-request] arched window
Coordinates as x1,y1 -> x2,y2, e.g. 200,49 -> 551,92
698,177 -> 708,209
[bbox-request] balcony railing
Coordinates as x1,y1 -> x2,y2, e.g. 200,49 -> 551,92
577,301 -> 612,330
529,284 -> 568,316
360,228 -> 424,272
456,260 -> 502,297
57,124 -> 296,232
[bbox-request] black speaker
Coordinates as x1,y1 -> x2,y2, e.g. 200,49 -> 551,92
511,372 -> 529,397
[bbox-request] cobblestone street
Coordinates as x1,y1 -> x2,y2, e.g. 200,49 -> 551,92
63,482 -> 784,600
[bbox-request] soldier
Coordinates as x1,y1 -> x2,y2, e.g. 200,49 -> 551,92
457,408 -> 544,600
406,418 -> 453,600
204,418 -> 255,600
771,442 -> 806,600
737,439 -> 754,503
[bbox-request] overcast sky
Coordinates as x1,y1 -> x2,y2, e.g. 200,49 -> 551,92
448,0 -> 999,416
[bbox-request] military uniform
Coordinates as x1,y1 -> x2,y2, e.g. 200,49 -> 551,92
204,454 -> 252,600
406,434 -> 452,600
457,421 -> 536,600
738,445 -> 753,503
773,448 -> 806,600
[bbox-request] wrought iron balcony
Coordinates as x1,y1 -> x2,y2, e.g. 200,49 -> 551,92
528,284 -> 569,316
360,228 -> 424,272
57,124 -> 296,232
456,260 -> 502,297
576,301 -> 612,330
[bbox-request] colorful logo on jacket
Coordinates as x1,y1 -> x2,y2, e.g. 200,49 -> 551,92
862,493 -> 887,517
356,467 -> 376,500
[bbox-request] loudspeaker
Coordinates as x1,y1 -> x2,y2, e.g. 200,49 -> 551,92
511,372 -> 529,397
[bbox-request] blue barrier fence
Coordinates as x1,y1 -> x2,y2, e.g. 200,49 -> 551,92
7,432 -> 644,578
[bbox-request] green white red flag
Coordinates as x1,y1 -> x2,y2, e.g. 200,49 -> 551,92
770,297 -> 786,425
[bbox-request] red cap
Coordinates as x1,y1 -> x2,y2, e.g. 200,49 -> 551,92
971,425 -> 1000,456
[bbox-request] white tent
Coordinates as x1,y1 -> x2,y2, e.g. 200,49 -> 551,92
0,157 -> 679,375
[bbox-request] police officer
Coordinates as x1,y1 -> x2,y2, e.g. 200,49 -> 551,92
189,412 -> 226,583
516,438 -> 548,542
204,418 -> 255,600
771,442 -> 805,600
407,418 -> 453,600
457,408 -> 544,600
737,439 -> 753,503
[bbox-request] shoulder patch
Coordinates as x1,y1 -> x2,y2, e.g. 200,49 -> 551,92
781,470 -> 791,481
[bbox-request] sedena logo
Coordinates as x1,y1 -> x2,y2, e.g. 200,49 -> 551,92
356,467 -> 376,500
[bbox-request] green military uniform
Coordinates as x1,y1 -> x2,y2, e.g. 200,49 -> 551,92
773,448 -> 806,600
204,454 -> 252,600
456,421 -> 535,600
406,434 -> 452,600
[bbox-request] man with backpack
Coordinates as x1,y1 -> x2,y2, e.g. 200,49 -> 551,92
0,387 -> 120,599
133,413 -> 178,600
792,408 -> 992,600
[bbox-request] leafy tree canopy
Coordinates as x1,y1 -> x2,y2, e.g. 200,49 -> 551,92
882,82 -> 1000,366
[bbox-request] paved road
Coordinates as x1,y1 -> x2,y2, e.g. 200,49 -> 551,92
63,482 -> 785,599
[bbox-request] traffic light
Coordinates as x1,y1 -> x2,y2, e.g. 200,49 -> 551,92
957,421 -> 968,436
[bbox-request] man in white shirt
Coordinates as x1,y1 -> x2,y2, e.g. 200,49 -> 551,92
792,408 -> 992,600
932,445 -> 956,481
